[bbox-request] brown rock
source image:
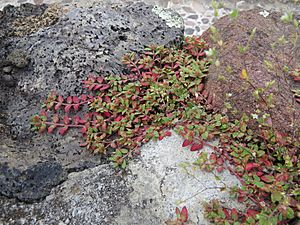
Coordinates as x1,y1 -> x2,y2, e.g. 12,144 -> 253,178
201,9 -> 300,137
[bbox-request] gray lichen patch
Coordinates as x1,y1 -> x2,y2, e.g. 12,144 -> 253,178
152,5 -> 183,29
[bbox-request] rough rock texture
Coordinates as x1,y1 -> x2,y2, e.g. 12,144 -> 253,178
0,134 -> 242,225
0,161 -> 67,203
202,9 -> 300,137
0,2 -> 184,202
0,165 -> 131,225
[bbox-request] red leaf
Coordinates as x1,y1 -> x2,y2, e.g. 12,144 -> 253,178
63,115 -> 70,125
209,153 -> 217,163
231,208 -> 238,220
54,102 -> 62,111
93,84 -> 102,91
48,125 -> 56,133
158,136 -> 164,141
141,115 -> 150,121
166,113 -> 173,117
223,208 -> 230,219
256,172 -> 263,177
58,95 -> 64,103
103,112 -> 111,117
114,116 -> 123,122
182,139 -> 192,147
79,142 -> 88,147
202,90 -> 209,98
141,82 -> 149,86
59,126 -> 68,135
67,96 -> 73,104
88,83 -> 96,91
97,76 -> 104,84
65,105 -> 72,113
180,206 -> 188,222
217,158 -> 224,166
197,52 -> 205,57
80,126 -> 87,134
165,131 -> 172,136
73,104 -> 80,111
73,96 -> 79,103
294,77 -> 300,81
216,166 -> 224,173
52,114 -> 59,123
80,94 -> 87,101
275,173 -> 289,182
246,209 -> 259,218
73,115 -> 80,125
103,96 -> 111,103
264,160 -> 272,167
132,95 -> 138,100
199,83 -> 204,92
102,122 -> 107,131
245,162 -> 259,171
180,206 -> 189,222
100,84 -> 110,91
40,110 -> 47,117
190,141 -> 204,151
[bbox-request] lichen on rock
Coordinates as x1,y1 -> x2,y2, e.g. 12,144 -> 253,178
152,5 -> 183,29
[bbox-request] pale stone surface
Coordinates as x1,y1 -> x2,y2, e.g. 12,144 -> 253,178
114,133 -> 242,224
0,133 -> 242,225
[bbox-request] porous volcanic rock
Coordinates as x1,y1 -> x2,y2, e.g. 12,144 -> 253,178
202,9 -> 300,137
0,164 -> 131,225
0,1 -> 183,202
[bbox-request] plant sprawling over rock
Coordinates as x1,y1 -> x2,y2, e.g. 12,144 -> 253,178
31,36 -> 299,224
31,36 -> 210,168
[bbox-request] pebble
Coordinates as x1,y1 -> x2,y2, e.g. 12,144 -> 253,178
201,18 -> 210,24
187,14 -> 198,20
3,66 -> 12,73
182,6 -> 195,14
2,74 -> 16,87
185,28 -> 194,35
185,20 -> 197,26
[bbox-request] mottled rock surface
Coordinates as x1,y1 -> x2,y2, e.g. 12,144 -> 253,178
0,1 -> 183,202
202,9 -> 300,137
0,165 -> 131,224
0,134 -> 241,225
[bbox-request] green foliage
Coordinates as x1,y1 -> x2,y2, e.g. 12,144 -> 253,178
31,36 -> 210,168
31,28 -> 300,224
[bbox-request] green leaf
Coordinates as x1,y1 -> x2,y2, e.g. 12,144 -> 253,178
229,9 -> 239,19
257,214 -> 272,225
286,207 -> 294,219
271,191 -> 283,203
253,181 -> 264,188
121,160 -> 127,169
120,149 -> 128,154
